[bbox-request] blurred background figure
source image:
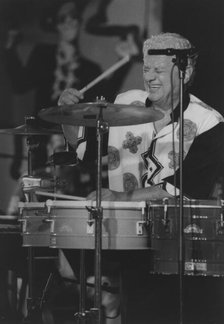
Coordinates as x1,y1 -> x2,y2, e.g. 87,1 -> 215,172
4,0 -> 139,186
4,0 -> 104,176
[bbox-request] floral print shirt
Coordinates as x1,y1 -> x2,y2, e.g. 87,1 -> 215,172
107,90 -> 224,198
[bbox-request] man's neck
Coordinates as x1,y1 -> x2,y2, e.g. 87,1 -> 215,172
152,97 -> 180,114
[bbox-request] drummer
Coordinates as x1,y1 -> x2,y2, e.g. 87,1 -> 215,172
58,32 -> 224,322
59,32 -> 224,202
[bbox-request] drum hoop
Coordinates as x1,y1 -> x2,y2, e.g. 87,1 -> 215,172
18,202 -> 46,208
45,199 -> 146,209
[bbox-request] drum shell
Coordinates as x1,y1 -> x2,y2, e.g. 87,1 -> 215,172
19,202 -> 50,247
47,200 -> 150,250
149,200 -> 224,276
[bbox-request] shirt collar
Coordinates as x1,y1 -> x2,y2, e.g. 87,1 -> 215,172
145,93 -> 190,122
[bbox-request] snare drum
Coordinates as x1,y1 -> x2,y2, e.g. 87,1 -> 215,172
18,201 -> 50,247
46,200 -> 149,250
149,199 -> 224,276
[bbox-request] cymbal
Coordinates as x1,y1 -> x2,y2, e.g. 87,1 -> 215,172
38,102 -> 164,127
0,124 -> 63,135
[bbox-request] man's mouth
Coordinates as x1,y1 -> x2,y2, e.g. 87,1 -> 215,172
149,85 -> 161,91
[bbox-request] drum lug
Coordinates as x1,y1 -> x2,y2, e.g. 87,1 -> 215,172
162,198 -> 170,231
18,218 -> 27,233
136,221 -> 146,235
46,199 -> 54,213
86,206 -> 96,234
216,200 -> 224,235
42,218 -> 55,233
18,203 -> 27,233
87,220 -> 95,234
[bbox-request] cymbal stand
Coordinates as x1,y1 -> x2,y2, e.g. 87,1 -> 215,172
89,101 -> 109,324
74,250 -> 87,323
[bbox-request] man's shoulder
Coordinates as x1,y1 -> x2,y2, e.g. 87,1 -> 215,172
189,94 -> 223,121
187,94 -> 224,134
115,89 -> 148,104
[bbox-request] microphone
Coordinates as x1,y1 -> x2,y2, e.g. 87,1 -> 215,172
147,48 -> 196,57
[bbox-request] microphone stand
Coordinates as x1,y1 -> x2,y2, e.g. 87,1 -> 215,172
173,53 -> 189,324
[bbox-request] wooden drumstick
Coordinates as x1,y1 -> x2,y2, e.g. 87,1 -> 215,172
80,54 -> 130,94
0,215 -> 18,220
35,190 -> 85,201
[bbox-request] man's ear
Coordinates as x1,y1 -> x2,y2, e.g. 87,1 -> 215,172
184,65 -> 194,84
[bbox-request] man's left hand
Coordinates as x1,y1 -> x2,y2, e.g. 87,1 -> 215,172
87,188 -> 126,201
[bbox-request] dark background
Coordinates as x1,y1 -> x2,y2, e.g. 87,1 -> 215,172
0,0 -> 223,127
163,0 -> 224,113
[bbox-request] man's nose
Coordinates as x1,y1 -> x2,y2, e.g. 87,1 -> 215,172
145,70 -> 156,81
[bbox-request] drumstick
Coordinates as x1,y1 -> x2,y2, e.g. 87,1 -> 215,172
35,190 -> 85,201
80,54 -> 130,94
0,215 -> 18,220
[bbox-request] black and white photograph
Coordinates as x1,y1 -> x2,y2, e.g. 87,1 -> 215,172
0,0 -> 224,323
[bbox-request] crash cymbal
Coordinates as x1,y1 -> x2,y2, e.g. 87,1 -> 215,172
0,123 -> 63,135
38,102 -> 164,127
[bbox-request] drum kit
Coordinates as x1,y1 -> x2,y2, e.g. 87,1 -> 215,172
1,56 -> 224,324
1,97 -> 224,324
0,93 -> 163,323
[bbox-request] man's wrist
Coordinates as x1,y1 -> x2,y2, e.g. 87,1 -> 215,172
125,190 -> 134,201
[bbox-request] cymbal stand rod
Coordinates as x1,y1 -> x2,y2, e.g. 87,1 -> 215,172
51,151 -> 57,199
94,116 -> 103,324
74,250 -> 87,323
27,142 -> 33,176
92,107 -> 108,324
25,136 -> 36,320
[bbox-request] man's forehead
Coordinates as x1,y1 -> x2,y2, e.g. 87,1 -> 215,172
143,55 -> 173,67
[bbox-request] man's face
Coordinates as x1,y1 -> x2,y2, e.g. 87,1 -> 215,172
143,55 -> 180,110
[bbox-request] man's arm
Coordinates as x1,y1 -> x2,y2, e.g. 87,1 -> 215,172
58,88 -> 84,149
164,122 -> 224,199
87,185 -> 173,201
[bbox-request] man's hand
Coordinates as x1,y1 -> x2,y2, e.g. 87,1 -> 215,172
58,88 -> 84,149
57,88 -> 84,106
87,188 -> 127,201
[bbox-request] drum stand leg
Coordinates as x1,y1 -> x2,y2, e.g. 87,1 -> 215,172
90,108 -> 108,324
74,250 -> 88,323
23,135 -> 41,323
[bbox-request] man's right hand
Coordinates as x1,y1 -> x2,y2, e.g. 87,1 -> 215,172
58,88 -> 84,149
57,88 -> 84,106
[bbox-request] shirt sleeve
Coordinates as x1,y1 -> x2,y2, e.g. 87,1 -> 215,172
162,122 -> 224,199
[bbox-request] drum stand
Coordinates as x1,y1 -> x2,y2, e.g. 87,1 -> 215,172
91,110 -> 108,324
23,135 -> 40,322
74,101 -> 108,324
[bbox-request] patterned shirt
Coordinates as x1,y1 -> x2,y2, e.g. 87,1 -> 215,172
107,90 -> 224,198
